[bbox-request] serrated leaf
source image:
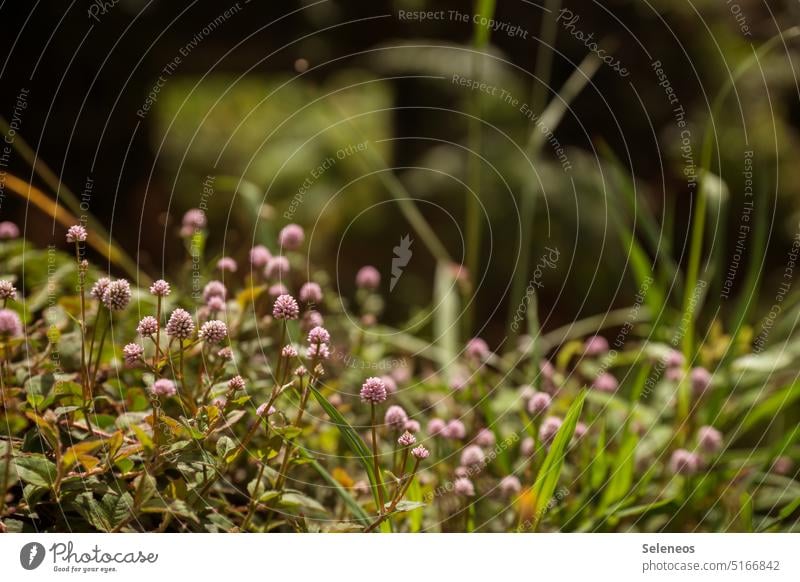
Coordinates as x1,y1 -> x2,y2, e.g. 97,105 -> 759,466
14,454 -> 57,488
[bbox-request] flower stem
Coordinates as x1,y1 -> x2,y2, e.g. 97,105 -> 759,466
371,403 -> 385,514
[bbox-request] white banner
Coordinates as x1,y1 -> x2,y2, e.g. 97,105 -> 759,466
1,534 -> 797,581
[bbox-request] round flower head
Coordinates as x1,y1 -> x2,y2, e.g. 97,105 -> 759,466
216,257 -> 237,273
454,466 -> 469,478
265,256 -> 290,279
137,316 -> 159,337
307,326 -> 330,345
149,279 -> 171,297
449,371 -> 468,392
574,422 -> 588,440
151,378 -> 177,397
180,208 -> 206,236
306,342 -> 330,360
592,372 -> 618,393
206,296 -> 226,313
381,375 -> 398,394
520,437 -> 535,457
355,265 -> 381,290
443,419 -> 466,440
540,359 -> 555,379
249,245 -> 271,268
272,294 -> 299,320
697,426 -> 723,453
0,221 -> 20,239
228,375 -> 246,391
690,367 -> 712,396
499,475 -> 522,496
202,280 -> 227,303
301,310 -> 324,332
664,349 -> 684,369
474,428 -> 496,448
771,456 -> 794,476
427,418 -> 446,436
281,344 -> 298,358
527,392 -> 552,415
102,279 -> 131,311
454,477 -> 475,497
460,445 -> 485,468
123,343 -> 144,367
519,385 -> 536,401
465,337 -> 490,361
294,365 -> 308,378
411,445 -> 430,459
257,402 -> 276,417
583,334 -> 609,356
0,280 -> 17,301
360,376 -> 387,404
217,346 -> 234,360
384,405 -> 408,430
166,308 -> 195,339
0,309 -> 22,337
90,277 -> 111,300
539,416 -> 563,444
397,431 -> 416,447
666,366 -> 684,382
66,224 -> 87,243
199,320 -> 228,344
268,283 -> 289,297
278,223 -> 305,250
404,419 -> 420,433
299,282 -> 322,304
669,449 -> 700,475
213,396 -> 227,408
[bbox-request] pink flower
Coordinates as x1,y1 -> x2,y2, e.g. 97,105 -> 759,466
149,279 -> 171,297
228,375 -> 246,391
307,326 -> 330,345
360,377 -> 387,404
427,418 -> 446,436
690,367 -> 712,396
592,372 -> 618,393
217,347 -> 234,360
249,245 -> 271,268
669,449 -> 700,475
664,349 -> 684,368
583,335 -> 609,356
199,320 -> 228,344
771,456 -> 794,476
527,392 -> 552,415
397,431 -> 416,447
102,279 -> 131,311
281,345 -> 298,358
520,437 -> 535,457
272,294 -> 299,320
499,475 -> 521,496
216,257 -> 237,273
306,342 -> 330,360
381,375 -> 398,394
301,310 -> 324,331
299,282 -> 323,303
0,280 -> 17,301
411,445 -> 430,459
384,405 -> 408,430
539,416 -> 563,444
206,296 -> 226,313
257,402 -> 276,417
151,378 -> 177,397
465,337 -> 490,361
66,224 -> 87,243
180,208 -> 206,237
202,280 -> 227,303
474,428 -> 496,448
0,221 -> 20,239
268,283 -> 288,297
443,419 -> 466,440
265,256 -> 290,279
454,477 -> 475,497
166,308 -> 195,339
574,422 -> 588,440
697,426 -> 723,453
90,277 -> 111,300
123,343 -> 144,367
137,316 -> 159,336
404,419 -> 421,433
278,224 -> 305,250
355,266 -> 381,290
460,445 -> 485,467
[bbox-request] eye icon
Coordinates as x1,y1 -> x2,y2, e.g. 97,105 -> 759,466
20,542 -> 46,570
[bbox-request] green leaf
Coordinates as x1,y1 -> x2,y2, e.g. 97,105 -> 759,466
278,491 -> 327,516
393,500 -> 426,512
14,454 -> 58,488
530,390 -> 586,530
309,385 -> 385,514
